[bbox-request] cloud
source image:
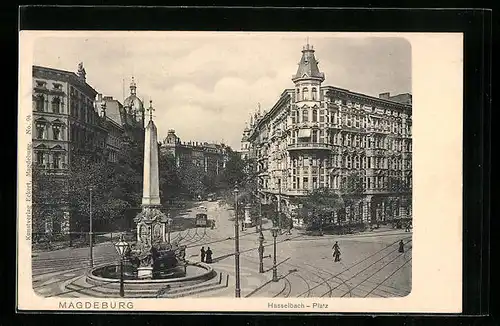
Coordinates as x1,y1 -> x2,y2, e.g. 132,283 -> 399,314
33,33 -> 411,149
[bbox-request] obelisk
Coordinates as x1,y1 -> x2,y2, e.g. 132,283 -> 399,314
142,101 -> 161,207
134,100 -> 168,279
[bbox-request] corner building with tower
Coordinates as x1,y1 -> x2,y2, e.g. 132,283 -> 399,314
242,43 -> 412,227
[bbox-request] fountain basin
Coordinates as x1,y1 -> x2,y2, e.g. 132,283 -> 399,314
65,261 -> 218,298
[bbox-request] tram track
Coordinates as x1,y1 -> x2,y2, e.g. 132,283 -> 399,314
322,242 -> 413,298
296,237 -> 412,297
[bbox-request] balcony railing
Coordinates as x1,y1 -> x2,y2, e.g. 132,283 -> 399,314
287,142 -> 332,151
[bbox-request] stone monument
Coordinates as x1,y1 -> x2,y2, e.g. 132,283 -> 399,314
132,100 -> 170,279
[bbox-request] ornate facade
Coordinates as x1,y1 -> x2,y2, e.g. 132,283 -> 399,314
161,129 -> 228,177
243,44 -> 412,226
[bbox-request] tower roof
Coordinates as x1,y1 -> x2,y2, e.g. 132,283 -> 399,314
123,76 -> 144,112
292,43 -> 325,82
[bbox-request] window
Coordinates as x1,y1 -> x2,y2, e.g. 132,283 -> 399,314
35,123 -> 45,139
312,130 -> 318,143
319,111 -> 325,122
52,125 -> 61,140
368,157 -> 372,168
291,110 -> 296,124
312,109 -> 318,122
303,177 -> 309,189
355,156 -> 360,169
311,88 -> 317,101
302,109 -> 308,122
52,97 -> 60,113
347,115 -> 352,127
313,177 -> 318,189
36,152 -> 44,166
53,153 -> 61,169
296,89 -> 300,102
35,95 -> 44,111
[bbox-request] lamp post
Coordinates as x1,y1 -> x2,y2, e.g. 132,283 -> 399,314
233,184 -> 241,298
258,230 -> 265,273
114,234 -> 129,297
271,226 -> 279,282
88,186 -> 94,268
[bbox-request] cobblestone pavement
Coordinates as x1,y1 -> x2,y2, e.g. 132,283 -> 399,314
31,200 -> 411,298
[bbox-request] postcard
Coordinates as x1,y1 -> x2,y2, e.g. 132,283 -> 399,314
17,31 -> 462,313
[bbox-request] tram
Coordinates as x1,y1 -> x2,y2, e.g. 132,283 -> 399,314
195,213 -> 208,227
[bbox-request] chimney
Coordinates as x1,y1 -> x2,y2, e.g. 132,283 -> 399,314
379,92 -> 390,100
100,101 -> 107,118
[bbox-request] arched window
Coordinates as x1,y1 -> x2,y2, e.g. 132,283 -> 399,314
302,88 -> 309,101
51,97 -> 60,113
312,109 -> 318,122
311,87 -> 318,100
302,109 -> 308,122
35,95 -> 45,112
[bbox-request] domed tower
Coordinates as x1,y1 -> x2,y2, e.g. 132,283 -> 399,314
123,77 -> 145,128
292,42 -> 325,108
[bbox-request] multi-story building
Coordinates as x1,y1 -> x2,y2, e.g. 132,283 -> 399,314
243,43 -> 412,226
161,129 -> 228,176
94,89 -> 145,163
32,63 -> 109,234
32,65 -> 145,235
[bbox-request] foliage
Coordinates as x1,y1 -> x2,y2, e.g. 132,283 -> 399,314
32,168 -> 69,234
158,148 -> 183,204
296,187 -> 345,227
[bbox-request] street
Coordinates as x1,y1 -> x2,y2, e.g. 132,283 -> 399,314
32,200 -> 412,298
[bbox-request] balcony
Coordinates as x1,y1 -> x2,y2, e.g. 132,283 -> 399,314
287,142 -> 332,151
326,122 -> 342,130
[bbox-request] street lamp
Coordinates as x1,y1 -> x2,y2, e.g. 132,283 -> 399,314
258,230 -> 265,273
114,234 -> 129,297
271,226 -> 279,282
89,186 -> 94,268
233,184 -> 241,298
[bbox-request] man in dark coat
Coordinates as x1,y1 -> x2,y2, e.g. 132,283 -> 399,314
205,247 -> 213,263
332,241 -> 341,262
200,246 -> 206,262
398,240 -> 405,253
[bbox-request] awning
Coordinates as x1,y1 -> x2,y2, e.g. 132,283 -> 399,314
298,128 -> 311,138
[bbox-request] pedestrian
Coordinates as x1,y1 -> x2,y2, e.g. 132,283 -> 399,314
398,240 -> 405,253
200,246 -> 206,262
205,247 -> 213,263
332,241 -> 341,262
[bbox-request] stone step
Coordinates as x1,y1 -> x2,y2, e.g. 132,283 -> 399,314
162,273 -> 227,296
65,272 -> 228,298
161,280 -> 229,298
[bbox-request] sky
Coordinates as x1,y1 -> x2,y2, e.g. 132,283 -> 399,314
33,32 -> 411,150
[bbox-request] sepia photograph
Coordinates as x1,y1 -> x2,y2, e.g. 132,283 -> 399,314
18,31 -> 463,313
28,33 -> 412,299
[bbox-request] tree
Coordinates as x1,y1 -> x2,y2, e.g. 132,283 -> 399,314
32,168 -> 69,238
178,162 -> 206,198
296,187 -> 344,230
158,148 -> 183,205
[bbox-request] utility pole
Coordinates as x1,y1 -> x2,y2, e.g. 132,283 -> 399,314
234,184 -> 241,298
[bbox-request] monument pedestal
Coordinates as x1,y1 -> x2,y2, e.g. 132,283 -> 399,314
137,266 -> 154,279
